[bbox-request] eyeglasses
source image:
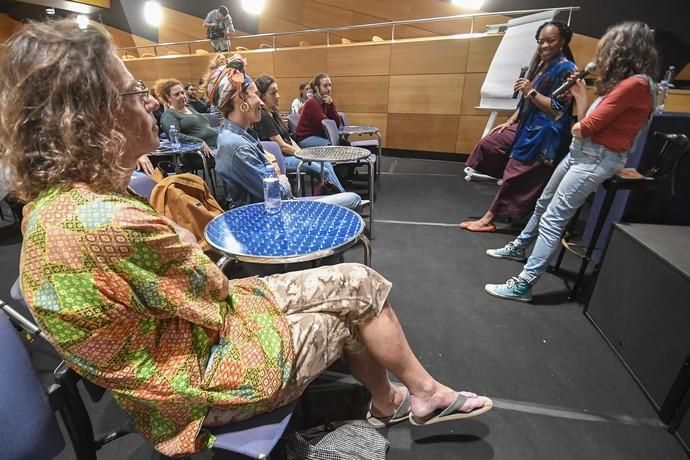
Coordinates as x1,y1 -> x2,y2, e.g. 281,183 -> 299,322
120,81 -> 149,101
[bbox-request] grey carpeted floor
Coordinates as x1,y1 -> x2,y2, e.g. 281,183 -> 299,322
0,156 -> 687,459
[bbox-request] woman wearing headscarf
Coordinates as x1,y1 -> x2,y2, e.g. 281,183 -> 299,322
485,22 -> 659,302
2,20 -> 491,458
215,58 -> 360,208
460,21 -> 577,232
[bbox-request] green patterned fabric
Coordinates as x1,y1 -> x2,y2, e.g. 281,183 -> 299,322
20,185 -> 295,456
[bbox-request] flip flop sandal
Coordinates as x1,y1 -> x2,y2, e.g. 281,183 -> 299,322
409,393 -> 493,426
366,387 -> 411,428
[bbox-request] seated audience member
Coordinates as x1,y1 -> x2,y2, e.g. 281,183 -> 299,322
149,83 -> 166,134
216,60 -> 360,209
157,79 -> 216,170
460,21 -> 577,232
295,72 -> 342,148
485,22 -> 658,302
254,75 -> 347,193
1,20 -> 491,457
291,81 -> 312,114
185,82 -> 210,113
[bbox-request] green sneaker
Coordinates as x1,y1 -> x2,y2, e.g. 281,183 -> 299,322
485,277 -> 532,303
486,242 -> 526,262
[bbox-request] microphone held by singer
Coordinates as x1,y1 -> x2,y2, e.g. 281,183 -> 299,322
513,65 -> 529,99
551,62 -> 596,98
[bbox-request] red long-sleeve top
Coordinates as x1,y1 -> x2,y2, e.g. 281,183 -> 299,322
295,96 -> 341,142
579,76 -> 653,152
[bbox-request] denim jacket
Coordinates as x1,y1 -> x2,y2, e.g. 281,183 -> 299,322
216,119 -> 291,207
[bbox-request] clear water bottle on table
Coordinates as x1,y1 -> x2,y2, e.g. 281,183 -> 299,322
168,124 -> 181,150
263,164 -> 281,214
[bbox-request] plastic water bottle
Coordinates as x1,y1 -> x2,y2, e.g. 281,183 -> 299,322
263,165 -> 281,214
169,124 -> 180,150
656,66 -> 675,114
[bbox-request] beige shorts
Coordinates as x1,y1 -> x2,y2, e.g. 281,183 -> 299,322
204,263 -> 392,426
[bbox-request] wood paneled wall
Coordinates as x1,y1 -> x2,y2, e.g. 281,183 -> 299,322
124,34 -> 690,155
0,14 -> 21,43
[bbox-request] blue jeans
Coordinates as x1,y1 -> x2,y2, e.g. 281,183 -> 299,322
311,192 -> 361,210
284,155 -> 345,193
512,138 -> 628,283
298,136 -> 330,148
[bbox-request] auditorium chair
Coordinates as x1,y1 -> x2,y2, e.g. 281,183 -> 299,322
261,140 -> 315,195
127,171 -> 158,200
338,111 -> 381,177
554,131 -> 689,300
287,113 -> 300,135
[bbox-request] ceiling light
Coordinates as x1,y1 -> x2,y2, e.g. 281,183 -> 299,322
242,0 -> 266,15
144,1 -> 162,27
451,0 -> 485,10
46,7 -> 56,16
76,15 -> 89,30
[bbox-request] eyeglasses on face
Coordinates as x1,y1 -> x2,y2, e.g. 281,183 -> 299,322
120,81 -> 150,100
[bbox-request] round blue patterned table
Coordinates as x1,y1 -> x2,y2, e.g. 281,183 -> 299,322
205,200 -> 370,265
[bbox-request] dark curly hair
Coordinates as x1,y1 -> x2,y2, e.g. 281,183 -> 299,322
0,20 -> 129,202
594,22 -> 660,95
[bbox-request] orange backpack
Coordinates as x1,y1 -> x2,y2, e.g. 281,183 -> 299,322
149,173 -> 224,252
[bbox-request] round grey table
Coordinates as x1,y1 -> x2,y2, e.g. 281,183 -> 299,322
295,145 -> 375,238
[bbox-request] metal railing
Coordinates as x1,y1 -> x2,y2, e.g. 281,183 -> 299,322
118,6 -> 579,57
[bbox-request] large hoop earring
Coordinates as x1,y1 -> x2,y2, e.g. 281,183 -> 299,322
240,101 -> 250,112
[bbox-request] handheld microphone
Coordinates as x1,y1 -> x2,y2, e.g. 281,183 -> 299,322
512,66 -> 529,99
552,62 -> 596,98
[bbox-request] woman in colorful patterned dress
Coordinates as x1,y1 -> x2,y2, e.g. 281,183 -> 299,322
0,20 -> 491,458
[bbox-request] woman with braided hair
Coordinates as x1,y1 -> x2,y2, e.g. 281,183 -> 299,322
460,21 -> 577,232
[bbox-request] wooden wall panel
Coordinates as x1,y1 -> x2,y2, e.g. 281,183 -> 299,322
331,76 -> 389,113
466,36 -> 501,73
455,115 -> 487,154
455,113 -> 511,154
327,43 -> 391,76
106,25 -> 157,58
273,47 -> 327,78
262,0 -> 307,25
158,7 -> 217,44
272,76 -> 315,102
0,14 -> 21,43
460,72 -> 487,115
390,38 -> 469,75
242,50 -> 275,78
570,33 -> 598,68
153,56 -> 192,83
676,64 -> 690,80
665,90 -> 690,113
388,74 -> 464,114
124,59 -> 161,84
387,114 -> 459,152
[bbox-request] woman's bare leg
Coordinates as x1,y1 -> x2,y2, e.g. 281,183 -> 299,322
344,347 -> 406,417
352,301 -> 487,418
459,210 -> 496,232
